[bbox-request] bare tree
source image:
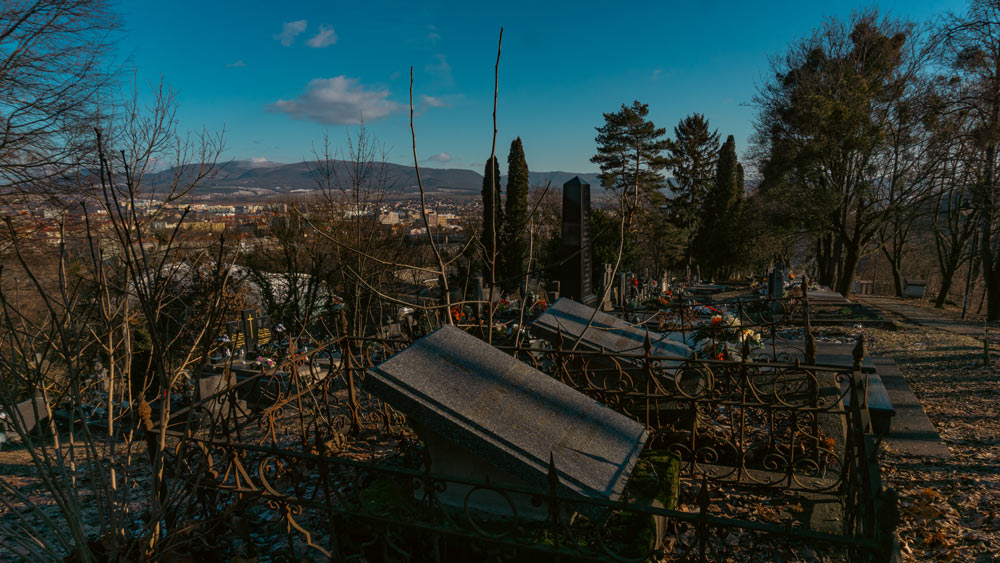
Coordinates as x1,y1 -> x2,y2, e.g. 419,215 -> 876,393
0,0 -> 119,198
0,82 -> 227,561
938,0 -> 1000,319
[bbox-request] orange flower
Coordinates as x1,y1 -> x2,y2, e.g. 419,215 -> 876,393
716,352 -> 725,361
710,314 -> 723,326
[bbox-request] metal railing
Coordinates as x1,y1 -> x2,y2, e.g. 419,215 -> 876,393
155,325 -> 898,561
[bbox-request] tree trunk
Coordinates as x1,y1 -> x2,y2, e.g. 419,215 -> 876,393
836,240 -> 861,298
832,234 -> 844,291
984,139 -> 999,320
987,270 -> 1000,321
889,257 -> 903,297
935,259 -> 959,308
817,235 -> 835,288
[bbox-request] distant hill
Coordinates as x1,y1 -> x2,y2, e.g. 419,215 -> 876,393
522,171 -> 603,190
149,160 -> 607,201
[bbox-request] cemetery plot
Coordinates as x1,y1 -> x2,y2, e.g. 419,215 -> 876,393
163,328 -> 891,561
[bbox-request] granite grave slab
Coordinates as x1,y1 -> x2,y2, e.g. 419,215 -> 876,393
531,297 -> 691,360
364,325 -> 649,515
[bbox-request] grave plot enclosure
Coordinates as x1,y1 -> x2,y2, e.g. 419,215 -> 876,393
364,325 -> 649,518
162,321 -> 897,561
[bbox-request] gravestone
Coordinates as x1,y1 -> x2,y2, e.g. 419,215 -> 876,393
531,297 -> 691,361
226,309 -> 273,354
531,298 -> 703,410
196,366 -> 248,419
767,268 -> 785,300
365,325 -> 648,518
0,395 -> 48,443
902,280 -> 927,299
559,177 -> 596,305
547,280 -> 560,303
599,264 -> 614,312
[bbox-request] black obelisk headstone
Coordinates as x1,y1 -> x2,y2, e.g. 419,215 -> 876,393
560,177 -> 596,305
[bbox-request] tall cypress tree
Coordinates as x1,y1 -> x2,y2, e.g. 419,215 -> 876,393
501,138 -> 529,291
481,156 -> 503,284
694,134 -> 744,277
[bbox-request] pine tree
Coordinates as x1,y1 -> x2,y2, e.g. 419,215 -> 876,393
592,101 -> 670,201
481,156 -> 503,284
666,114 -> 720,266
501,138 -> 529,291
694,134 -> 744,277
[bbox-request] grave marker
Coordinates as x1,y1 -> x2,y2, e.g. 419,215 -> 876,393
0,395 -> 48,443
226,309 -> 273,353
531,297 -> 691,360
365,325 -> 648,517
559,177 -> 596,305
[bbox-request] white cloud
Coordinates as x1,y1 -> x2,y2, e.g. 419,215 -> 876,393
227,60 -> 246,68
267,76 -> 401,125
250,156 -> 269,163
425,54 -> 453,85
428,25 -> 440,44
651,69 -> 662,80
421,95 -> 448,108
427,153 -> 451,162
274,20 -> 307,46
307,25 -> 337,48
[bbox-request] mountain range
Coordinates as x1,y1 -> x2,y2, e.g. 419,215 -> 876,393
149,159 -> 605,200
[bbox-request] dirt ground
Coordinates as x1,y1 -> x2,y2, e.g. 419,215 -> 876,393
860,321 -> 1000,562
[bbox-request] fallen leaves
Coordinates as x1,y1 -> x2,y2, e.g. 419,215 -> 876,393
865,322 -> 1000,562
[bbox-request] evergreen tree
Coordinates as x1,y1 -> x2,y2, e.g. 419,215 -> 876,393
665,113 -> 720,266
592,101 -> 670,201
501,137 -> 530,291
480,156 -> 503,284
591,101 -> 681,276
693,135 -> 744,278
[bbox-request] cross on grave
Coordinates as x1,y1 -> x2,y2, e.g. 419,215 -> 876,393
227,309 -> 273,354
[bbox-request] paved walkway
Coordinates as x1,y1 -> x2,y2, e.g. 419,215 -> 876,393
856,296 -> 993,342
854,296 -> 965,460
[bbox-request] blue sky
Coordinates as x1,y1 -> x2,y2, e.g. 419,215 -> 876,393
119,0 -> 964,173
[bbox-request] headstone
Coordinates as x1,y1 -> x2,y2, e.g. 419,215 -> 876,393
531,298 -> 691,361
768,268 -> 785,300
547,280 -> 560,303
473,274 -> 485,316
226,309 -> 273,354
559,177 -> 596,305
365,325 -> 648,517
902,280 -> 927,299
599,264 -> 614,311
196,367 -> 248,419
0,395 -> 48,443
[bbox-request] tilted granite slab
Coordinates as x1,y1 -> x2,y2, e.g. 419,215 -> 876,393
364,325 -> 649,503
531,297 -> 691,360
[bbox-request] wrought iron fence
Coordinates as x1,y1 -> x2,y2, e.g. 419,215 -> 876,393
155,328 -> 898,561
